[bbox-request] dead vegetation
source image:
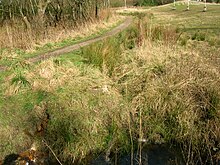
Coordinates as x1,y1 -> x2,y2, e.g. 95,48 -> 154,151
0,11 -> 122,51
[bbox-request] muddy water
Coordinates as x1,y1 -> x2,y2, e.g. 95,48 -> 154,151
90,144 -> 184,165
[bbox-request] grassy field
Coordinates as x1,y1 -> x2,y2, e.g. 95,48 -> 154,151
111,0 -> 136,7
151,3 -> 220,45
0,2 -> 220,164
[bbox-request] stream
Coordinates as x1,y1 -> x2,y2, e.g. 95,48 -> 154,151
90,144 -> 184,165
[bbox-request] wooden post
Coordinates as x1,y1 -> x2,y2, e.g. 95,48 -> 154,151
173,0 -> 176,10
187,0 -> 190,10
203,0 -> 207,12
95,1 -> 98,18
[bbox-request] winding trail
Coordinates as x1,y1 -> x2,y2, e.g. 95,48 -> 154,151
0,17 -> 132,72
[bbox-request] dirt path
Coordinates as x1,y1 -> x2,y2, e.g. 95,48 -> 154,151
0,17 -> 132,72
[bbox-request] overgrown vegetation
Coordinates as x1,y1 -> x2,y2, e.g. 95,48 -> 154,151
0,2 -> 220,165
0,0 -> 112,50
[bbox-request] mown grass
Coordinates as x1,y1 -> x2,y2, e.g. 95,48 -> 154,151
111,0 -> 135,7
0,4 -> 220,164
151,3 -> 220,46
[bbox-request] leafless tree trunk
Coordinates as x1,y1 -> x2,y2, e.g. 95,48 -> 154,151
37,0 -> 51,28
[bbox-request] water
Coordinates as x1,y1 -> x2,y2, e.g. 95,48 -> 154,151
90,144 -> 184,165
3,144 -> 219,164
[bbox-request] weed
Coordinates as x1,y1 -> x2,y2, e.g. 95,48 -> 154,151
11,74 -> 30,87
191,31 -> 206,41
81,34 -> 126,75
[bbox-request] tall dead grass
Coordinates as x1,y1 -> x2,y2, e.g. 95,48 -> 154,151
111,35 -> 220,164
0,10 -> 123,51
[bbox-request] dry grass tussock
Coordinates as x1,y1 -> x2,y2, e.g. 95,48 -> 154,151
3,59 -> 118,95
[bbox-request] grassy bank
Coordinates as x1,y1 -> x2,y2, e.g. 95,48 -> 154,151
0,3 -> 220,164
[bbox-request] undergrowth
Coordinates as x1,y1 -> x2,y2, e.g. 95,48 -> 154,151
0,8 -> 220,164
